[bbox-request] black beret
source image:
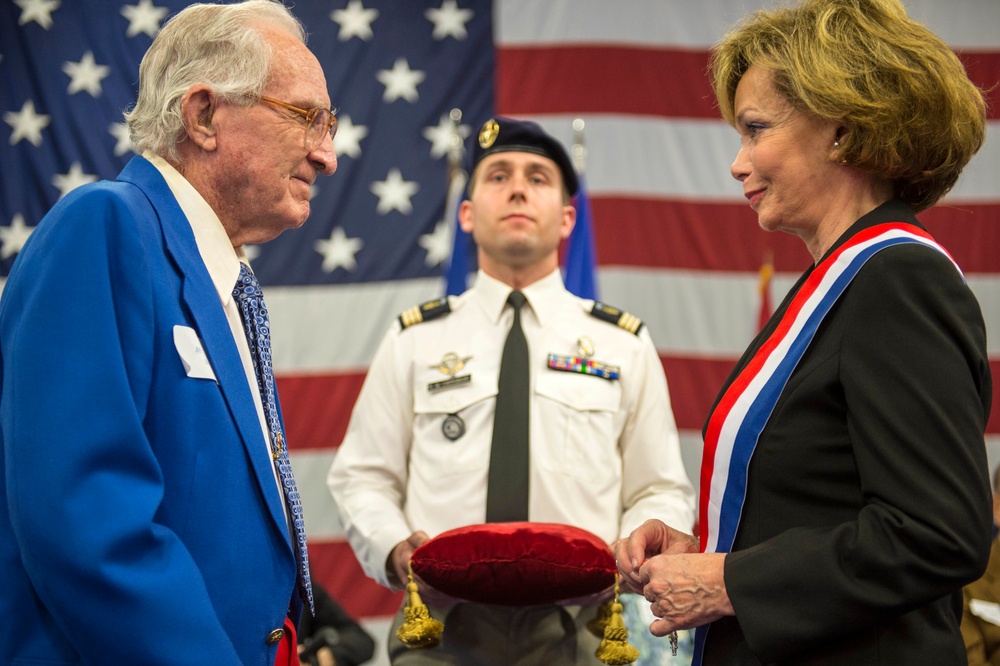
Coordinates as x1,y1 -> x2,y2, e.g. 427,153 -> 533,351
468,117 -> 579,197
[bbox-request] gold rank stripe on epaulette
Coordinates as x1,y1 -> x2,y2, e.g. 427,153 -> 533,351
399,297 -> 451,329
589,302 -> 643,335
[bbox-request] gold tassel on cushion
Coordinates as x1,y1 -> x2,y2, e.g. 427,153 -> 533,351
395,562 -> 444,649
595,574 -> 639,665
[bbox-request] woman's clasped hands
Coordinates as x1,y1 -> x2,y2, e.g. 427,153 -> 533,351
613,519 -> 735,636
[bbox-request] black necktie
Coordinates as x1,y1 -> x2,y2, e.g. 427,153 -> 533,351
486,290 -> 530,522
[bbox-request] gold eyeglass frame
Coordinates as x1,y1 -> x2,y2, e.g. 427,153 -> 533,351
258,95 -> 337,150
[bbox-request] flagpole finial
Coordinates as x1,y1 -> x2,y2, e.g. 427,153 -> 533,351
572,118 -> 586,176
447,108 -> 465,179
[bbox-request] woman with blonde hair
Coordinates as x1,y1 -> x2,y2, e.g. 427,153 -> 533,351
615,0 -> 993,663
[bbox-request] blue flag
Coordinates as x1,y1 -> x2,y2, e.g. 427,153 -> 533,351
443,172 -> 472,296
563,175 -> 598,300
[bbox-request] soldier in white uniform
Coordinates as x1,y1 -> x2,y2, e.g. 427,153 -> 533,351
328,117 -> 695,665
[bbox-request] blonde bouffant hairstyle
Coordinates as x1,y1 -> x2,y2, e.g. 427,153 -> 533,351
709,0 -> 987,212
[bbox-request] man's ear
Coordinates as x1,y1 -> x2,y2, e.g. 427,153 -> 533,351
560,204 -> 576,241
180,85 -> 218,151
458,198 -> 475,234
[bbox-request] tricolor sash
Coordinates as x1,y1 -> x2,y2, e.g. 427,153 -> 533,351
692,223 -> 961,664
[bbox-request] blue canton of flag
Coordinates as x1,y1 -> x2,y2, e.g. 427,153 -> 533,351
0,0 -> 494,288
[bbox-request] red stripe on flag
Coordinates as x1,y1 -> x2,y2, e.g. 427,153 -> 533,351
277,373 -> 365,452
590,198 -> 807,271
309,540 -> 403,620
921,205 -> 1000,273
497,46 -> 1000,119
591,198 -> 1000,273
957,51 -> 1000,117
661,355 -> 736,432
497,46 -> 718,118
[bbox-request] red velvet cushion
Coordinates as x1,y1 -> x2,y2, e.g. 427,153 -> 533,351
410,522 -> 616,606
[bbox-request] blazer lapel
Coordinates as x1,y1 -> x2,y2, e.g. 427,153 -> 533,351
118,157 -> 291,545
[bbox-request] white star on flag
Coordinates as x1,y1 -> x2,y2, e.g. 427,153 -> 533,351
370,168 -> 419,215
314,227 -> 363,272
330,0 -> 378,41
419,220 -> 453,267
14,0 -> 60,29
423,114 -> 471,159
109,122 -> 134,157
0,214 -> 35,261
52,162 -> 98,199
62,51 -> 110,97
333,115 -> 368,159
121,0 -> 169,38
376,58 -> 425,103
4,100 -> 50,147
425,0 -> 474,40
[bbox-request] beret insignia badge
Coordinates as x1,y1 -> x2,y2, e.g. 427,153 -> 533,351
479,118 -> 499,149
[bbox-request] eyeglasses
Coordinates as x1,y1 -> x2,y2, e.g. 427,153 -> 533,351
257,95 -> 337,151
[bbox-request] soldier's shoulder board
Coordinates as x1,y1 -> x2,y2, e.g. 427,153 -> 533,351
399,297 -> 451,329
589,301 -> 643,335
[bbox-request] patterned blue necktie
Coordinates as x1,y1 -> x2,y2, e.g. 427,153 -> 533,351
233,262 -> 314,615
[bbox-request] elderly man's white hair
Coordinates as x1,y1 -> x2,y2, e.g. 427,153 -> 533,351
125,0 -> 306,163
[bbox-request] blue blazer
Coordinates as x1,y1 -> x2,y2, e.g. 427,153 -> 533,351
0,156 -> 300,665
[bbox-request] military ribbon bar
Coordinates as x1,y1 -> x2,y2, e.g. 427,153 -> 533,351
547,353 -> 620,380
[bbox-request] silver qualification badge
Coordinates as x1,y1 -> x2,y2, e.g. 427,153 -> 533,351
428,352 -> 472,393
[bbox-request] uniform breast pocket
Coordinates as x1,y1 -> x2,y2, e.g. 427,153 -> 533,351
412,377 -> 497,480
535,369 -> 623,483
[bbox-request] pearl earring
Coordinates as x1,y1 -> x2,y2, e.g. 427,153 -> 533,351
834,140 -> 840,148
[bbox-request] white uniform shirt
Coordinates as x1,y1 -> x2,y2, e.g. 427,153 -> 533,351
328,269 -> 695,587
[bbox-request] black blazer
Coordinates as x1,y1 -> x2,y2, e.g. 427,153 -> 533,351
701,201 -> 993,665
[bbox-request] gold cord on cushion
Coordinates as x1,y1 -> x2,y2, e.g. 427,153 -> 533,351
395,561 -> 444,649
595,574 -> 639,665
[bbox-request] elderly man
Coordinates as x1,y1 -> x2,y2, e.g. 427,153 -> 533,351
0,1 -> 337,664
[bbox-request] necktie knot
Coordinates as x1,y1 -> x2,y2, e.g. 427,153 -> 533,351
235,262 -> 261,299
507,290 -> 526,311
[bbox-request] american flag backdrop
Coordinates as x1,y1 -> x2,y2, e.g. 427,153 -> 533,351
2,0 -> 998,661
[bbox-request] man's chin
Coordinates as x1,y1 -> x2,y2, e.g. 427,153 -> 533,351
281,203 -> 311,231
240,211 -> 309,246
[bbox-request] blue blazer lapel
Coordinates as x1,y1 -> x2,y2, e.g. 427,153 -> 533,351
118,157 -> 291,544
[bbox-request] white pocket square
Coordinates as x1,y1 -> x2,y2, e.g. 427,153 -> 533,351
970,599 -> 1000,626
173,325 -> 217,382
